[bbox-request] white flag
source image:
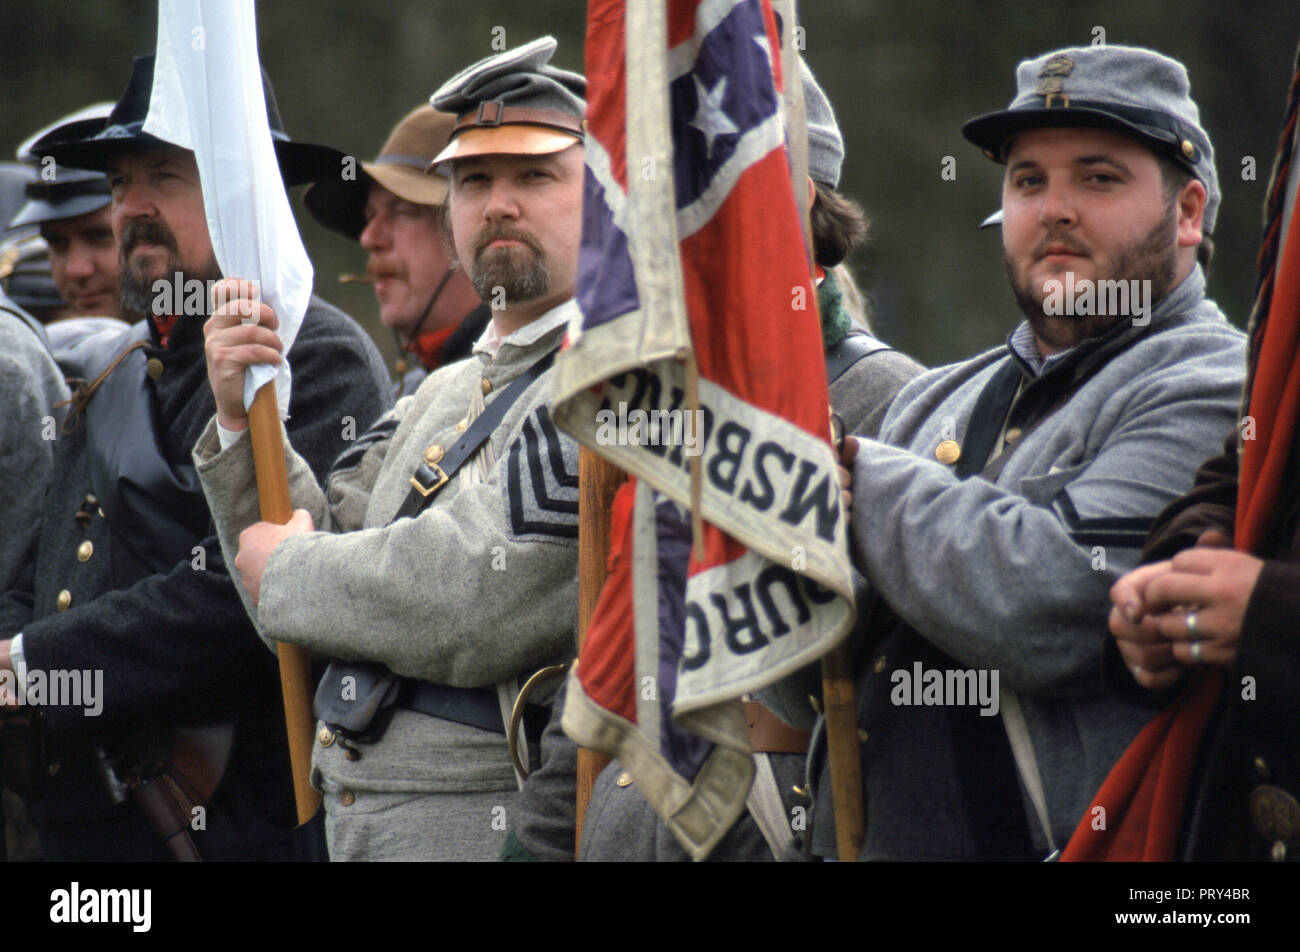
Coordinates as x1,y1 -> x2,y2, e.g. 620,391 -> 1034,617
143,0 -> 312,415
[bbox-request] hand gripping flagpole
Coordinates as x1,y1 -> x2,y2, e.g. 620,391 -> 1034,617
248,390 -> 321,825
775,0 -> 865,861
146,0 -> 320,825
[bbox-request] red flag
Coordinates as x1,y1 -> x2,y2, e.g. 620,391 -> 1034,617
553,0 -> 853,859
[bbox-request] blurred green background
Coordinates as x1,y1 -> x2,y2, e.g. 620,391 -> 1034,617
3,1 -> 1297,370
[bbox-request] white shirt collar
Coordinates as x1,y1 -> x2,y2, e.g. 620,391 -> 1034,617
473,299 -> 577,360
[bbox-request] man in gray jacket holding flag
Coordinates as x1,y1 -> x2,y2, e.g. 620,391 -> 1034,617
197,37 -> 587,861
774,44 -> 1247,860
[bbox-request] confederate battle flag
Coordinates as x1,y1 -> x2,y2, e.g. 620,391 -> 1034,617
553,0 -> 854,859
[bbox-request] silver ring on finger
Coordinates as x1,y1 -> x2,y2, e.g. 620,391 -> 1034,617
1189,639 -> 1202,664
1185,610 -> 1198,638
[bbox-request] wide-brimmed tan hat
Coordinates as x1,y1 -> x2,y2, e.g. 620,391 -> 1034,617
305,106 -> 456,240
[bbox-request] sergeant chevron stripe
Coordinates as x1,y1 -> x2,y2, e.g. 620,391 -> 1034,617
506,407 -> 579,539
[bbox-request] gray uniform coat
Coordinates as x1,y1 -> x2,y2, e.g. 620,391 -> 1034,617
778,266 -> 1248,860
197,302 -> 581,861
0,299 -> 68,596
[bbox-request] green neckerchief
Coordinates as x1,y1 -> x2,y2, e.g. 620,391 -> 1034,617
818,269 -> 853,349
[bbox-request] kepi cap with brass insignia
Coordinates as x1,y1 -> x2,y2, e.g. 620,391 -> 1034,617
429,36 -> 586,169
963,45 -> 1220,233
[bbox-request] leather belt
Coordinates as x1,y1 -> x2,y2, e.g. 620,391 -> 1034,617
745,700 -> 811,754
398,679 -> 547,744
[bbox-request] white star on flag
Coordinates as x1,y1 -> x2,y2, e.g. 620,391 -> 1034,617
689,74 -> 739,158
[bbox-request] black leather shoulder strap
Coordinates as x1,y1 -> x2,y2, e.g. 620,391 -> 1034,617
825,332 -> 892,384
390,346 -> 558,522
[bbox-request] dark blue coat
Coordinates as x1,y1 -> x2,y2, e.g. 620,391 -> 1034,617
0,296 -> 390,861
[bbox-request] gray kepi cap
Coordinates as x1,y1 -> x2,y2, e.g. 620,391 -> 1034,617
429,36 -> 586,169
801,59 -> 844,189
10,103 -> 115,229
963,45 -> 1220,234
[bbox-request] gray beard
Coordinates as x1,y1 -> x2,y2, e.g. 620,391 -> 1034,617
470,246 -> 550,307
120,263 -> 163,314
119,249 -> 223,317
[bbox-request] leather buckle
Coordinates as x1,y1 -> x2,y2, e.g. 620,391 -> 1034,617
409,465 -> 449,497
477,100 -> 505,126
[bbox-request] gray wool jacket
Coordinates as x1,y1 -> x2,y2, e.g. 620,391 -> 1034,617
196,302 -> 580,861
772,266 -> 1247,860
0,302 -> 68,597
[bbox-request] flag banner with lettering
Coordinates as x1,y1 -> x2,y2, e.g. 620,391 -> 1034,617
144,0 -> 312,415
555,0 -> 854,859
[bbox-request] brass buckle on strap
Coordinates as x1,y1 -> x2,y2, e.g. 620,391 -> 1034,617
409,465 -> 449,497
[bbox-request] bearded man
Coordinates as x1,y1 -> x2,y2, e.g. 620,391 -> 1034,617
0,55 -> 390,861
195,37 -> 587,861
766,45 -> 1248,861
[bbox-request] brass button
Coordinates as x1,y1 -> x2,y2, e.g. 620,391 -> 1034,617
1249,785 -> 1300,842
98,507 -> 105,518
1004,427 -> 1023,444
76,540 -> 94,562
1254,756 -> 1270,779
808,694 -> 822,715
1181,139 -> 1195,159
146,357 -> 164,380
480,378 -> 493,395
455,419 -> 468,432
858,729 -> 869,743
48,763 -> 60,776
84,493 -> 98,507
792,784 -> 809,798
872,655 -> 887,674
983,149 -> 995,160
338,789 -> 355,807
318,727 -> 335,748
616,772 -> 633,788
935,440 -> 961,465
1272,841 -> 1287,862
423,444 -> 444,466
56,589 -> 72,611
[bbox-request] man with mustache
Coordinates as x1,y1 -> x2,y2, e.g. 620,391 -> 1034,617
767,45 -> 1248,860
0,55 -> 391,861
196,37 -> 586,860
305,107 -> 488,397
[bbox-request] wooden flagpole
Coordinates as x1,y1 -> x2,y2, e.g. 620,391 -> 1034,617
248,384 -> 320,824
574,446 -> 624,853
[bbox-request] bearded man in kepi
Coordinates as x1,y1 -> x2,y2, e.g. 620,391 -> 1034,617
196,37 -> 590,861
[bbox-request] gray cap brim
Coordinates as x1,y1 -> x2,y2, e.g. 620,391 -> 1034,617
963,104 -> 1202,170
10,191 -> 111,229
